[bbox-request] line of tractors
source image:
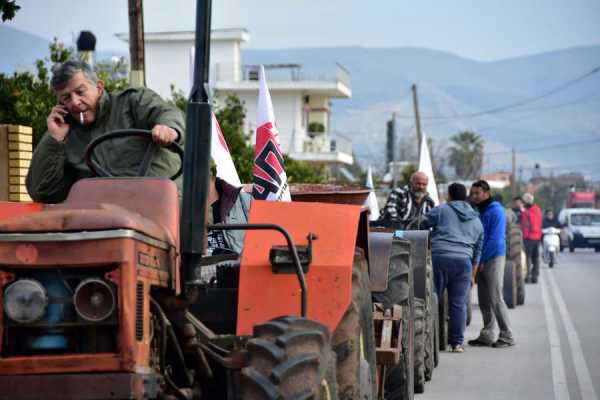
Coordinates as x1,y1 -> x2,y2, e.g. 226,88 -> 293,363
0,180 -> 526,400
0,1 -> 527,398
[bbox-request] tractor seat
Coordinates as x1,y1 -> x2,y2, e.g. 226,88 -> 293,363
0,178 -> 180,247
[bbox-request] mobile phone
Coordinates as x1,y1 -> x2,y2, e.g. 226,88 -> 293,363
63,113 -> 75,125
56,102 -> 75,125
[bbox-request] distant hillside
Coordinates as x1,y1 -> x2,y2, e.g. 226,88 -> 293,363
244,46 -> 600,178
2,25 -> 599,178
0,26 -> 50,73
0,26 -> 126,74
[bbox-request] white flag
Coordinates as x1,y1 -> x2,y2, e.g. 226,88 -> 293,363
190,46 -> 241,187
418,131 -> 439,205
365,166 -> 380,221
252,66 -> 291,201
211,113 -> 242,187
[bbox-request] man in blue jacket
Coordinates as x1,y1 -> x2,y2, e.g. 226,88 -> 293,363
468,180 -> 515,348
424,183 -> 483,352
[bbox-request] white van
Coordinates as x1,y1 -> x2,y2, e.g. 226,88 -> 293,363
558,208 -> 600,252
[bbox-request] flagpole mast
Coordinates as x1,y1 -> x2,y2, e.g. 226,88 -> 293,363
412,83 -> 423,156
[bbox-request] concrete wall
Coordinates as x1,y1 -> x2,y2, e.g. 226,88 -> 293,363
307,95 -> 329,131
218,90 -> 307,154
145,39 -> 240,99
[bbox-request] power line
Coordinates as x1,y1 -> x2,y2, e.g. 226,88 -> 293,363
393,65 -> 600,120
421,91 -> 600,132
486,137 -> 600,156
518,161 -> 600,171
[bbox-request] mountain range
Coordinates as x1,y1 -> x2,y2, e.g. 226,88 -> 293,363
2,25 -> 600,179
243,46 -> 600,179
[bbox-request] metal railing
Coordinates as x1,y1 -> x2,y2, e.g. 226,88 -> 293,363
302,134 -> 353,155
215,62 -> 351,87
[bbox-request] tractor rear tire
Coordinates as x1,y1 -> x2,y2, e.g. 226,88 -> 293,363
507,222 -> 525,306
517,251 -> 526,306
466,287 -> 473,326
432,292 -> 440,368
241,316 -> 338,400
374,240 -> 414,400
413,298 -> 426,394
332,249 -> 377,400
503,260 -> 516,309
438,291 -> 448,352
424,259 -> 435,382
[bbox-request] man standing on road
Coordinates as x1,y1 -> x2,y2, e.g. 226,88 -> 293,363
378,171 -> 435,229
468,180 -> 515,348
512,196 -> 524,224
26,59 -> 184,203
521,193 -> 543,284
423,183 -> 484,353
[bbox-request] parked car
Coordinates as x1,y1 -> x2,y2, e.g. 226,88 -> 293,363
557,208 -> 600,252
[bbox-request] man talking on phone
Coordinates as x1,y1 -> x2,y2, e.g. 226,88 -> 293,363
26,59 -> 185,203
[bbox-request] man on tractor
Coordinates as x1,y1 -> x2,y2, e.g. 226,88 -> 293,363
26,59 -> 185,203
205,169 -> 252,255
378,171 -> 435,229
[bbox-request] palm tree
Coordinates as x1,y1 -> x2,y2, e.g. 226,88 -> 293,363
448,131 -> 484,180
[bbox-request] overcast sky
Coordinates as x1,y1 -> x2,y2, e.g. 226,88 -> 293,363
5,0 -> 600,61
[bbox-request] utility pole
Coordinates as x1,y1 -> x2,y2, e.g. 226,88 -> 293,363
386,112 -> 396,186
511,148 -> 517,198
411,84 -> 423,150
128,0 -> 145,87
519,166 -> 524,191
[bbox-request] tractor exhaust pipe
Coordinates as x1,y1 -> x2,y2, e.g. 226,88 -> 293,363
180,0 -> 212,288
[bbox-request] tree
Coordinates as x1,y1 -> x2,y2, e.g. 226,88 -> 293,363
169,88 -> 326,184
448,131 -> 484,180
0,0 -> 20,21
0,39 -> 131,145
0,39 -> 71,145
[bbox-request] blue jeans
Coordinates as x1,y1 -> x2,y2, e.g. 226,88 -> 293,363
432,254 -> 473,346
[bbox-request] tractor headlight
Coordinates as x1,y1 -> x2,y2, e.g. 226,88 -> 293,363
4,279 -> 48,323
73,279 -> 115,322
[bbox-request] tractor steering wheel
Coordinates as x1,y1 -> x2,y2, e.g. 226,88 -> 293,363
83,129 -> 184,180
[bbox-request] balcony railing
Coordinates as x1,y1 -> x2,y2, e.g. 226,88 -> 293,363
303,134 -> 353,155
215,62 -> 351,88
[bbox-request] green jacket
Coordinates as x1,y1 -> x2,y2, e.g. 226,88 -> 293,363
26,88 -> 185,203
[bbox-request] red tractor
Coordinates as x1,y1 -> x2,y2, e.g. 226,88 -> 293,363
0,2 -> 436,399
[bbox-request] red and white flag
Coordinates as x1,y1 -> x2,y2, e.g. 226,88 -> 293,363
189,46 -> 241,187
252,66 -> 291,201
211,113 -> 241,187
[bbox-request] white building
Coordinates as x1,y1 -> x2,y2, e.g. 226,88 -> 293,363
117,28 -> 354,168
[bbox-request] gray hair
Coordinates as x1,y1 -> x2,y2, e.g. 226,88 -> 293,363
50,59 -> 98,90
522,192 -> 534,205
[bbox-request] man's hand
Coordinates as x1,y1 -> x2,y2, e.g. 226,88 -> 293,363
47,105 -> 70,141
151,124 -> 178,146
471,264 -> 480,286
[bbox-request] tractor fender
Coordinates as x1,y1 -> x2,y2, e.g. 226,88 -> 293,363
236,200 -> 361,336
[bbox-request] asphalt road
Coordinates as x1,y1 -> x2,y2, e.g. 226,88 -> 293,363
419,250 -> 600,400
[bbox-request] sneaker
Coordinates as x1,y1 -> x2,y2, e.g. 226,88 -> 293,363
492,339 -> 515,348
467,337 -> 493,347
450,344 -> 465,353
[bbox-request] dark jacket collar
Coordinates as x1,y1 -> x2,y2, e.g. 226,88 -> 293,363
477,197 -> 494,213
215,177 -> 242,222
95,90 -> 111,124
